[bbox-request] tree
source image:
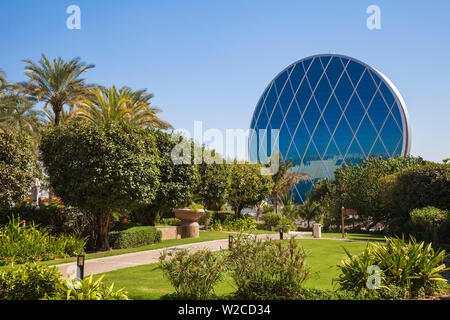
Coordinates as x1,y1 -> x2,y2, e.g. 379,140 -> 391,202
298,196 -> 321,228
0,72 -> 43,145
0,131 -> 37,208
227,162 -> 273,218
331,156 -> 426,229
39,121 -> 160,250
21,54 -> 94,126
137,130 -> 199,225
197,150 -> 231,211
279,193 -> 298,220
74,86 -> 171,129
380,163 -> 450,218
269,158 -> 310,213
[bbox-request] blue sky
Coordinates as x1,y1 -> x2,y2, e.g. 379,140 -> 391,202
0,0 -> 449,162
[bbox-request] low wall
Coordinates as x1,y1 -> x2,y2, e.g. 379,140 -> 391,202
156,225 -> 200,240
156,226 -> 182,241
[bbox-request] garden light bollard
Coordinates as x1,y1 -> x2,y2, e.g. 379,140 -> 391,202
228,235 -> 233,249
280,227 -> 284,240
76,254 -> 85,281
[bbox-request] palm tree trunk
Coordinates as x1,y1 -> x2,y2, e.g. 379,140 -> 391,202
53,103 -> 63,126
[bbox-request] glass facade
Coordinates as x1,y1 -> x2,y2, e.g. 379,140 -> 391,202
249,54 -> 411,203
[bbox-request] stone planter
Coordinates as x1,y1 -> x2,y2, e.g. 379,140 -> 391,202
173,208 -> 205,238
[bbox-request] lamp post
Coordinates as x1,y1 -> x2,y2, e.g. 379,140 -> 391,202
228,235 -> 234,249
76,254 -> 85,281
280,226 -> 284,240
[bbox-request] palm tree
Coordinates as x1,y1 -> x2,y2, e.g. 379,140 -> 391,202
298,196 -> 321,229
280,192 -> 298,220
20,54 -> 95,126
0,72 -> 43,149
0,96 -> 43,137
74,85 -> 171,129
270,157 -> 310,213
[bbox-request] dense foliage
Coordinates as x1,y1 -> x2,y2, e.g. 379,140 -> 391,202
0,263 -> 63,300
53,275 -> 129,300
227,162 -> 273,218
312,156 -> 426,230
137,130 -> 199,225
335,236 -> 449,299
109,226 -> 162,249
0,216 -> 87,266
0,131 -> 36,209
159,249 -> 226,299
227,236 -> 311,299
40,121 -> 161,250
197,156 -> 231,211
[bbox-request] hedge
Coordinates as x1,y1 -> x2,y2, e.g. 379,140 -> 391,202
109,226 -> 162,249
209,211 -> 235,224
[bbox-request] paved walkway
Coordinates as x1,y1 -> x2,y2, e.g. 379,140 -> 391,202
54,232 -> 370,279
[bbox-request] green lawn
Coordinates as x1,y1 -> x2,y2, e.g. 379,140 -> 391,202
94,239 -> 371,299
303,232 -> 386,241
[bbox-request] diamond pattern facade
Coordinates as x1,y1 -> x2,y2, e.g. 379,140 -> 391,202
249,54 -> 411,203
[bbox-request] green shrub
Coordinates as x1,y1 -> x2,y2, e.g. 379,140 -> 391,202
109,226 -> 162,249
261,212 -> 282,230
227,235 -> 311,299
198,211 -> 211,229
158,218 -> 181,226
335,236 -> 449,299
224,215 -> 256,232
52,275 -> 128,300
0,263 -> 64,300
210,210 -> 235,225
383,163 -> 450,218
410,206 -> 449,245
0,204 -> 81,235
0,216 -> 87,266
298,288 -> 365,300
279,217 -> 295,231
159,248 -> 227,299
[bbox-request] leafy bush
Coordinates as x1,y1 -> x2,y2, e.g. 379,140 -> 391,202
109,226 -> 161,249
298,288 -> 365,300
335,236 -> 449,299
198,211 -> 211,229
279,217 -> 295,231
0,216 -> 87,266
159,249 -> 226,299
53,275 -> 128,300
381,163 -> 450,219
0,131 -> 37,209
0,204 -> 81,235
227,235 -> 311,299
210,211 -> 235,225
410,206 -> 449,245
0,263 -> 64,300
261,212 -> 282,230
158,218 -> 181,226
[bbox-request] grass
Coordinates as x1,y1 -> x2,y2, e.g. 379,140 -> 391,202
94,239 -> 371,299
303,232 -> 386,241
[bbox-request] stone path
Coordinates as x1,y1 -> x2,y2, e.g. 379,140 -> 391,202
54,232 -> 371,279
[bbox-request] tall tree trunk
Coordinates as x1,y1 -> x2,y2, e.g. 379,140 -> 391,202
53,103 -> 62,126
95,210 -> 112,251
274,197 -> 278,214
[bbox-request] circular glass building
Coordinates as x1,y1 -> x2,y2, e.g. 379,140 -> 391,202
249,54 -> 411,202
